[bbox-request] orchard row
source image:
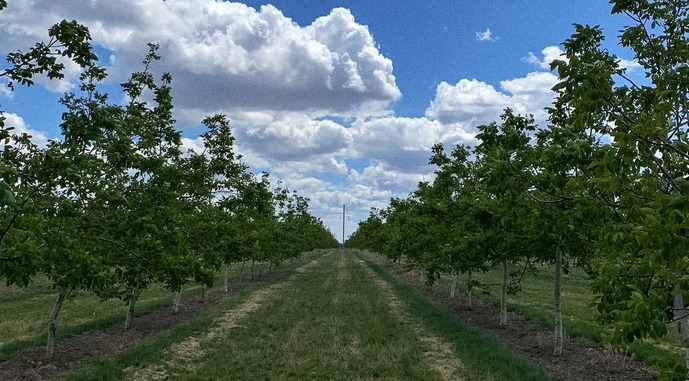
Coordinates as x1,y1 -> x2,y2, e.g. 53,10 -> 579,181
0,14 -> 338,356
347,2 -> 689,379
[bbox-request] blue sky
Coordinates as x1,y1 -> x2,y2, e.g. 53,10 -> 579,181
0,1 -> 639,242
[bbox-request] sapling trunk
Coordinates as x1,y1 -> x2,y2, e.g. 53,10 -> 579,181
223,264 -> 229,293
554,244 -> 564,356
46,286 -> 68,357
251,259 -> 255,280
172,290 -> 181,314
450,274 -> 457,298
124,275 -> 142,331
201,284 -> 206,302
239,259 -> 246,282
501,260 -> 508,327
672,282 -> 689,378
467,269 -> 473,310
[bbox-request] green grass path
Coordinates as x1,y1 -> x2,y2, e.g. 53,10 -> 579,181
64,250 -> 550,380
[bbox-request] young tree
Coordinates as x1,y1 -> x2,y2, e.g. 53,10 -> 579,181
473,109 -> 537,327
552,1 -> 689,375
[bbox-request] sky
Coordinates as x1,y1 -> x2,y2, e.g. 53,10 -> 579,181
0,1 -> 641,242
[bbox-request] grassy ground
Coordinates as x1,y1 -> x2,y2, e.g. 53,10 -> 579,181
438,261 -> 685,379
0,260 -> 271,361
63,250 -> 551,380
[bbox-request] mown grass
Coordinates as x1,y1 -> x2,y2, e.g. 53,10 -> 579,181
438,262 -> 685,380
0,260 -> 273,362
363,255 -> 552,381
64,250 -> 551,380
60,253 -> 321,381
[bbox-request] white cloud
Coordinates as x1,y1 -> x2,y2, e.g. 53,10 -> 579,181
234,112 -> 352,162
0,1 -> 400,115
426,80 -> 512,126
425,72 -> 558,128
523,46 -> 566,70
2,113 -> 49,147
618,58 -> 642,71
351,116 -> 475,172
475,28 -> 495,42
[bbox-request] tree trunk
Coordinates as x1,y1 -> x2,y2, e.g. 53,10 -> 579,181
201,284 -> 206,302
124,276 -> 142,331
467,269 -> 473,310
450,274 -> 457,298
672,282 -> 689,378
239,259 -> 246,282
251,259 -> 255,280
554,244 -> 564,356
223,264 -> 229,293
46,286 -> 68,357
501,260 -> 508,327
172,290 -> 181,314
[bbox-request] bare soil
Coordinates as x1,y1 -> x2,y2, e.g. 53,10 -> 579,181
0,272 -> 278,381
373,257 -> 658,381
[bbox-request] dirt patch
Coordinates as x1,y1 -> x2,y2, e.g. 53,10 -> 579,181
363,252 -> 658,381
0,270 -> 285,381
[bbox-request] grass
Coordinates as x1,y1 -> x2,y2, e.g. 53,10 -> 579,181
433,261 -> 686,380
363,254 -> 552,381
0,260 -> 273,361
63,250 -> 551,380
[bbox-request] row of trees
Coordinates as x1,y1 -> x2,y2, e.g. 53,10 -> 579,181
0,13 -> 338,356
348,1 -> 689,379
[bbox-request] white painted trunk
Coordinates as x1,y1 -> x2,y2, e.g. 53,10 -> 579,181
239,260 -> 246,282
672,283 -> 689,379
501,260 -> 508,327
223,265 -> 229,293
554,244 -> 564,356
172,290 -> 181,314
46,287 -> 67,356
450,274 -> 457,298
201,284 -> 207,302
124,277 -> 142,331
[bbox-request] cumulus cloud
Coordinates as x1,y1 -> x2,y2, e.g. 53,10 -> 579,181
523,46 -> 566,70
618,58 -> 642,71
350,116 -> 475,172
425,72 -> 558,128
0,1 -> 400,115
475,28 -> 495,42
233,112 -> 352,162
2,113 -> 49,147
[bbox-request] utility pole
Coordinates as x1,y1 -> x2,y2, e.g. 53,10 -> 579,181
342,204 -> 346,248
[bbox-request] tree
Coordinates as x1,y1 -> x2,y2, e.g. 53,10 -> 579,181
552,1 -> 689,377
0,11 -> 98,280
472,109 -> 538,327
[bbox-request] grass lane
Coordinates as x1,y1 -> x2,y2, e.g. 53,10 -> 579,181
63,249 -> 551,380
